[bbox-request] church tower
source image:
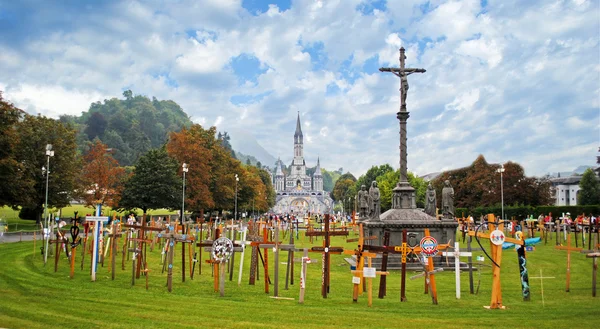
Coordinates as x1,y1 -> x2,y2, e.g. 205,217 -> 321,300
275,158 -> 285,192
313,156 -> 323,192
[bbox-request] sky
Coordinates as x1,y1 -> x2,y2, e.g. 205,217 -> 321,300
0,0 -> 598,178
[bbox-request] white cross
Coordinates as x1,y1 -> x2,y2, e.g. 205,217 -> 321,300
85,216 -> 109,282
530,269 -> 555,307
442,241 -> 472,299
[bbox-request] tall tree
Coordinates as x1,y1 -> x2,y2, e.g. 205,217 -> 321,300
579,168 -> 600,205
80,139 -> 128,208
0,93 -> 30,208
14,115 -> 80,221
118,147 -> 181,214
166,125 -> 214,212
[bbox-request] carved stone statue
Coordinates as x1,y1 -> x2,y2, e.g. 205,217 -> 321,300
369,181 -> 381,219
358,185 -> 370,217
424,182 -> 436,217
442,180 -> 455,219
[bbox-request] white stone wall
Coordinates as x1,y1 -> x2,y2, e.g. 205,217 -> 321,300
555,184 -> 580,206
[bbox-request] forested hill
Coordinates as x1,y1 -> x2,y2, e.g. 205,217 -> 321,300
59,90 -> 193,166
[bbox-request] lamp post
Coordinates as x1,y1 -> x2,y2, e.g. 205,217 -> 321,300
235,174 -> 239,222
181,163 -> 188,224
43,144 -> 54,266
497,164 -> 505,220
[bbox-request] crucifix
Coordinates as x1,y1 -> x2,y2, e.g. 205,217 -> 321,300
555,234 -> 582,292
379,47 -> 426,193
442,241 -> 472,299
306,214 -> 349,298
257,225 -> 278,294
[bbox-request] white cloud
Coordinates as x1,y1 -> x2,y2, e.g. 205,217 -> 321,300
0,0 -> 597,180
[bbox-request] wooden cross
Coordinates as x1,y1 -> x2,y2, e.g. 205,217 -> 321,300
468,214 -> 525,309
122,215 -> 163,280
107,221 -> 122,281
156,225 -> 179,292
247,222 -> 264,286
48,229 -> 68,273
85,215 -> 108,282
263,224 -> 295,298
306,214 -> 348,298
68,223 -> 81,279
353,256 -> 389,307
529,269 -> 555,307
256,226 -> 277,294
555,234 -> 582,292
173,228 -> 196,284
409,255 -> 444,305
284,222 -> 295,290
584,252 -> 600,297
343,224 -> 371,302
297,249 -> 314,304
442,241 -> 472,299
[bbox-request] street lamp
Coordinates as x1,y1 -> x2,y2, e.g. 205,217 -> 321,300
497,164 -> 505,220
181,163 -> 188,224
43,144 -> 54,266
234,174 -> 239,222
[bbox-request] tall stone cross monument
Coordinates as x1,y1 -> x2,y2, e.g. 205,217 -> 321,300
379,47 -> 426,210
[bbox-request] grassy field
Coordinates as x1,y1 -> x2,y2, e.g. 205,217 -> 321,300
0,228 -> 598,329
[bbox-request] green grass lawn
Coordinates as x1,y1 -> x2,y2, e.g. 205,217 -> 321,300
0,229 -> 598,329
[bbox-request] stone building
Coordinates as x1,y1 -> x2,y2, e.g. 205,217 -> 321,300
270,113 -> 333,215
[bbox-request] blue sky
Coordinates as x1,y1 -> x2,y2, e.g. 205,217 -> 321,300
0,0 -> 598,177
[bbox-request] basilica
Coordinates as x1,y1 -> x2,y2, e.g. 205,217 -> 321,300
270,114 -> 333,215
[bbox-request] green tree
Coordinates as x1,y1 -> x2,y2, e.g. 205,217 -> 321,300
579,168 -> 600,205
355,164 -> 394,192
118,147 -> 181,214
0,92 -> 29,208
14,115 -> 80,221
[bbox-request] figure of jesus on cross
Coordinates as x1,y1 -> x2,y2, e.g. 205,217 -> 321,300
379,47 -> 426,191
379,47 -> 426,110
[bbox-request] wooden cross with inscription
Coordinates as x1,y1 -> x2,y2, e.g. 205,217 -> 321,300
555,234 -> 582,292
305,214 -> 349,298
468,214 -> 526,309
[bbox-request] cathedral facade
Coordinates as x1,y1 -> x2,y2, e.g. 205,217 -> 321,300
270,114 -> 333,215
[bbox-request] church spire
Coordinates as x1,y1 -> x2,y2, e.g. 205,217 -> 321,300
314,156 -> 322,176
294,111 -> 303,144
276,157 -> 283,176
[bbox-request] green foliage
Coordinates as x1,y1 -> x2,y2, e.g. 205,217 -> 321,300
578,168 -> 600,205
433,155 -> 552,209
0,93 -> 27,208
65,91 -> 192,166
0,233 -> 598,328
376,170 -> 399,212
355,164 -> 394,193
13,115 -> 81,221
118,147 -> 182,213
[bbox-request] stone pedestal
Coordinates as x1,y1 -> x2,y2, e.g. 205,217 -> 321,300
358,182 -> 459,270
